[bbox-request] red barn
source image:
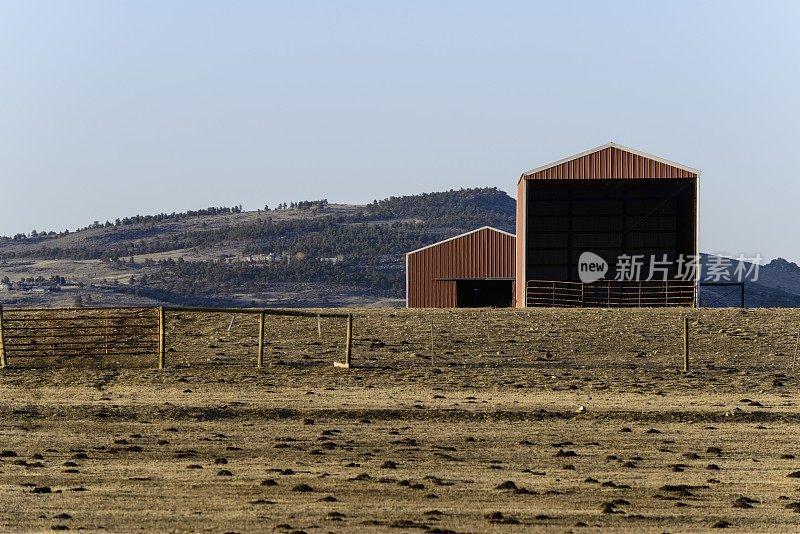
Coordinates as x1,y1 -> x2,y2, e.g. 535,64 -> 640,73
406,227 -> 516,308
516,142 -> 700,307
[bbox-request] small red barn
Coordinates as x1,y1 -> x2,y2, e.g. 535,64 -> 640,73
405,227 -> 516,308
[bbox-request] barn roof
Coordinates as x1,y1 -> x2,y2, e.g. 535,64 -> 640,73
405,226 -> 515,256
518,142 -> 700,183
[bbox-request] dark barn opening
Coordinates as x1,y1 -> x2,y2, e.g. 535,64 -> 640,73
455,279 -> 514,308
525,178 -> 696,282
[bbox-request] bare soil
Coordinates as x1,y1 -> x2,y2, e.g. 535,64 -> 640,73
2,307 -> 800,532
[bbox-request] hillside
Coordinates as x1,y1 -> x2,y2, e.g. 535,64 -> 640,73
0,188 -> 515,307
699,256 -> 800,308
1,188 -> 798,308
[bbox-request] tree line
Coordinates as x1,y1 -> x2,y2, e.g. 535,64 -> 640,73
0,188 -> 514,299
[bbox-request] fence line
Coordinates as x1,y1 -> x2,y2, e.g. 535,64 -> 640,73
0,306 -> 798,375
0,305 -> 6,368
350,308 -> 800,376
0,306 -> 354,370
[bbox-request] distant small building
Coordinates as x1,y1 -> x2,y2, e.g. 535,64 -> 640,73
320,255 -> 344,265
405,227 -> 516,308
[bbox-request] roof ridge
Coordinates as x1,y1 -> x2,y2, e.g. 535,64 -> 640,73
405,226 -> 515,256
518,143 -> 700,183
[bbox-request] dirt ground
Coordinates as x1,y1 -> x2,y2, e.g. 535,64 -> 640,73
2,307 -> 800,533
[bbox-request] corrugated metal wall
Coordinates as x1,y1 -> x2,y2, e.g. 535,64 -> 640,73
407,228 -> 516,308
515,179 -> 526,308
523,147 -> 698,180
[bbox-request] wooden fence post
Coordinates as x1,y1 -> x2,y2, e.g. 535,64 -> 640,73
50,309 -> 55,356
104,311 -> 109,356
334,313 -> 353,368
683,316 -> 689,373
0,305 -> 6,368
345,313 -> 353,366
158,306 -> 166,369
257,311 -> 266,368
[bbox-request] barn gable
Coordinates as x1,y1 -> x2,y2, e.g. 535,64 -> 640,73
406,227 -> 516,308
519,142 -> 700,181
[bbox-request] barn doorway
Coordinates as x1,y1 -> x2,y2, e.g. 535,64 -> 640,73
455,279 -> 513,308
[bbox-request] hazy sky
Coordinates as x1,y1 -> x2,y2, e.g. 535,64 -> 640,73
1,1 -> 798,262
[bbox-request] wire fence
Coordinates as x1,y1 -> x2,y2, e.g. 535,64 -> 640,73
0,306 -> 798,376
349,308 -> 800,376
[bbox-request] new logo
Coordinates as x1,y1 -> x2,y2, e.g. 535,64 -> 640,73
578,252 -> 608,283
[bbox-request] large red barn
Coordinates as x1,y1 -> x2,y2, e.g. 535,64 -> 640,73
516,142 -> 700,308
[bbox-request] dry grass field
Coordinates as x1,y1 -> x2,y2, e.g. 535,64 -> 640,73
2,307 -> 800,533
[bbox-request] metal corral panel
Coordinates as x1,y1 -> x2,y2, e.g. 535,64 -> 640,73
406,227 -> 516,308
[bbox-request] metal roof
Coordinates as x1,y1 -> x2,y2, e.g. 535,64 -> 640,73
518,142 -> 701,183
405,226 -> 515,256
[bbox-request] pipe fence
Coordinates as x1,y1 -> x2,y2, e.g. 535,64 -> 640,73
527,279 -> 696,308
0,305 -> 353,369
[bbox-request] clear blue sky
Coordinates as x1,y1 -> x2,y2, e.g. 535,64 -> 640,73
1,1 -> 798,262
